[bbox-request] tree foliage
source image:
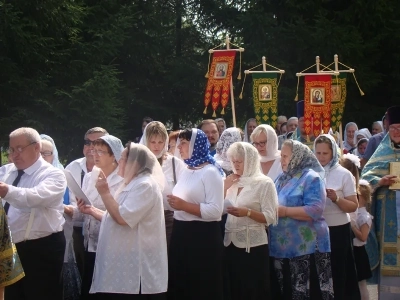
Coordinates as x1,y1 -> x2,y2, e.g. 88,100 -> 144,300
1,0 -> 400,163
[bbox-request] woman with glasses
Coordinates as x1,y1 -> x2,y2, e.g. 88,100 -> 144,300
75,135 -> 124,299
250,124 -> 282,181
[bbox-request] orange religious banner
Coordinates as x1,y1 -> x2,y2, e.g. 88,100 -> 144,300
304,75 -> 332,137
204,50 -> 236,116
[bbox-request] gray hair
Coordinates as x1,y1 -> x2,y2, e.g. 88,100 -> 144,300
287,117 -> 298,124
282,139 -> 294,150
10,127 -> 41,143
84,127 -> 109,139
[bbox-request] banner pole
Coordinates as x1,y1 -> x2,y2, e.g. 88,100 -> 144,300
226,34 -> 237,127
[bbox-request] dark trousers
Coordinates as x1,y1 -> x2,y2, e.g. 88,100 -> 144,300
5,231 -> 66,300
94,292 -> 166,300
80,251 -> 96,300
73,226 -> 85,278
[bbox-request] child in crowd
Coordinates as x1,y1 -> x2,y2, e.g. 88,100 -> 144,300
351,179 -> 373,300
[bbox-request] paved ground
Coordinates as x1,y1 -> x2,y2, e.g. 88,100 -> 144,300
368,284 -> 378,300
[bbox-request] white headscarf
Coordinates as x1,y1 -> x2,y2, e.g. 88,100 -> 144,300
250,124 -> 280,162
243,118 -> 257,143
40,134 -> 64,169
227,142 -> 265,186
215,127 -> 242,171
354,128 -> 372,145
119,143 -> 165,190
343,122 -> 358,150
139,121 -> 169,158
99,135 -> 124,161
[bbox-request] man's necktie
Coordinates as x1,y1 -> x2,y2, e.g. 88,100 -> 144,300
4,170 -> 24,215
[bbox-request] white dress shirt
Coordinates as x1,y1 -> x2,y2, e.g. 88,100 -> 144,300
90,174 -> 168,294
65,157 -> 88,227
79,168 -> 123,252
0,157 -> 66,243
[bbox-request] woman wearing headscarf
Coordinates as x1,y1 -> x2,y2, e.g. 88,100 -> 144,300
223,142 -> 278,299
250,124 -> 282,181
40,134 -> 64,169
243,118 -> 257,143
140,121 -> 186,247
75,135 -> 124,299
166,128 -> 224,300
354,128 -> 372,144
314,134 -> 360,299
215,118 -> 227,135
343,122 -> 359,152
371,121 -> 383,135
40,134 -> 81,300
269,139 -> 333,299
215,127 -> 243,176
86,143 -> 168,299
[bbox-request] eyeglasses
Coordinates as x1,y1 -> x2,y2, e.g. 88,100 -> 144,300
84,139 -> 96,146
91,149 -> 109,156
252,141 -> 267,148
40,151 -> 53,157
389,126 -> 400,133
7,142 -> 37,155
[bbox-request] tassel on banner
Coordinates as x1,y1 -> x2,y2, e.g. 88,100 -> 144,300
203,106 -> 207,114
294,76 -> 300,101
212,110 -> 216,117
221,107 -> 225,115
205,52 -> 211,78
237,51 -> 242,80
352,73 -> 365,96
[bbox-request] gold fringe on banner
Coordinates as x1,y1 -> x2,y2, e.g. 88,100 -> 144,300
203,106 -> 208,114
212,110 -> 216,117
221,107 -> 225,115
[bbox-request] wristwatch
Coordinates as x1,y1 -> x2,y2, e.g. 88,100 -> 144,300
334,195 -> 340,203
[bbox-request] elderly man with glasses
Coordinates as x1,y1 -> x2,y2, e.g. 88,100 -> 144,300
0,127 -> 67,300
63,127 -> 108,282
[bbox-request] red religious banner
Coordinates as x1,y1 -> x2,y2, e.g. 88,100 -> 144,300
304,75 -> 332,137
204,50 -> 236,116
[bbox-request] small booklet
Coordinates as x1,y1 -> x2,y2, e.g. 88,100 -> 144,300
223,199 -> 235,214
63,170 -> 92,205
389,162 -> 400,190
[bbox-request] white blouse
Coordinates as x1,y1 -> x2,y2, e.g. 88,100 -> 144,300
90,174 -> 168,294
79,168 -> 123,252
170,164 -> 224,222
265,158 -> 283,182
323,165 -> 357,226
224,178 -> 278,252
353,207 -> 372,247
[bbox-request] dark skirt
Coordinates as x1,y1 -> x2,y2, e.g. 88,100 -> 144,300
168,220 -> 223,300
224,243 -> 270,300
270,251 -> 334,300
329,222 -> 361,300
353,245 -> 372,281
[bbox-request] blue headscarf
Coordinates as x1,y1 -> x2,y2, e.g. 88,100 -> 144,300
184,129 -> 224,176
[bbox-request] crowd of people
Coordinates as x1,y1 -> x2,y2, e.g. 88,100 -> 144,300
0,103 -> 400,300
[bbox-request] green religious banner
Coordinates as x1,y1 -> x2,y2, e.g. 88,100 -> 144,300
252,73 -> 278,128
330,73 -> 347,132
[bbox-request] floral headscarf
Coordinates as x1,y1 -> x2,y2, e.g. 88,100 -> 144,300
215,127 -> 242,171
276,140 -> 324,190
184,128 -> 224,176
